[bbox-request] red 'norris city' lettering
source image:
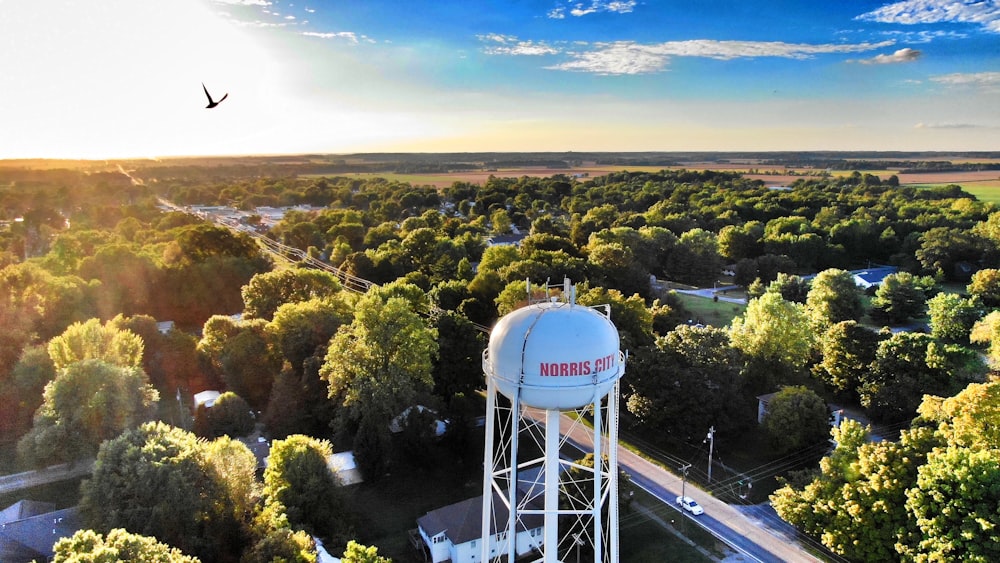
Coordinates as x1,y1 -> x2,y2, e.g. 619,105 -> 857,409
539,353 -> 617,376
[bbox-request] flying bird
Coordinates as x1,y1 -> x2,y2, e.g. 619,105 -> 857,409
202,83 -> 228,109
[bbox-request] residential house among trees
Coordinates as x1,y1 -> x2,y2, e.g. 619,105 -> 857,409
0,501 -> 81,563
416,490 -> 543,563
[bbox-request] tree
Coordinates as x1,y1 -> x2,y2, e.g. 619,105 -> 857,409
263,435 -> 344,541
915,226 -> 985,280
586,242 -> 650,299
665,228 -> 721,286
174,224 -> 262,265
805,268 -> 864,331
917,380 -> 1000,451
263,358 -> 336,439
576,284 -> 655,349
266,298 -> 351,372
902,446 -> 1000,562
971,310 -> 1000,367
241,269 -> 343,321
52,528 -> 201,563
761,386 -> 830,454
625,325 -> 746,441
870,272 -> 934,325
768,272 -> 810,304
771,421 -> 941,562
78,244 -> 159,318
341,541 -> 392,563
862,332 -> 984,423
47,318 -> 144,370
813,321 -> 881,393
215,319 -> 282,410
242,528 -> 317,563
18,359 -> 158,466
193,391 -> 255,438
926,292 -> 982,343
967,268 -> 1000,307
717,222 -> 763,262
729,291 -> 814,390
80,422 -> 254,562
431,310 -> 486,399
0,344 -> 55,439
353,410 -> 393,480
321,295 -> 437,426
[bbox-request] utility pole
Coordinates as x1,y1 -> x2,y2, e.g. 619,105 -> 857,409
705,426 -> 715,484
679,463 -> 691,500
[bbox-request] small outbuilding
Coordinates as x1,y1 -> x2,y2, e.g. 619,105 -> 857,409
192,390 -> 222,410
327,451 -> 363,486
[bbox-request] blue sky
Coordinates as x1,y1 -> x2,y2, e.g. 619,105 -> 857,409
1,0 -> 997,158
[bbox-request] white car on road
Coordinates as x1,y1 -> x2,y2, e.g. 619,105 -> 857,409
676,495 -> 704,515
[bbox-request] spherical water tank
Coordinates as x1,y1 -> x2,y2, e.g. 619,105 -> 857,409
484,300 -> 625,410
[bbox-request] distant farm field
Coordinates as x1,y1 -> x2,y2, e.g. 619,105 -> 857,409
310,158 -> 1000,196
911,180 -> 1000,203
334,165 -> 666,188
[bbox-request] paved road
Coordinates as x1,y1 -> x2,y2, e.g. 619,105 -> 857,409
0,459 -> 94,495
544,410 -> 826,563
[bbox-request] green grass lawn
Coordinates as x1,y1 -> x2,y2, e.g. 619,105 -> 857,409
620,496 -> 720,562
671,292 -> 746,328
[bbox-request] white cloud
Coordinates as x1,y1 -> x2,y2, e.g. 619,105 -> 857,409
548,0 -> 636,19
301,31 -> 374,44
478,34 -> 561,56
892,29 -> 969,42
232,19 -> 291,28
852,47 -> 922,64
930,71 -> 1000,88
857,0 -> 1000,33
915,122 -> 981,129
305,7 -> 315,13
213,0 -> 272,5
545,39 -> 897,74
285,15 -> 296,20
548,42 -> 668,74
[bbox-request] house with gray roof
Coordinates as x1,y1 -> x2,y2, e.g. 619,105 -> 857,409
416,490 -> 543,563
0,501 -> 81,563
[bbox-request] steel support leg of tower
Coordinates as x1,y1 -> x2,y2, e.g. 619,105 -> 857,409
544,408 -> 560,563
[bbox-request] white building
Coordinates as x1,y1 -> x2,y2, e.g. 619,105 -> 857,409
416,490 -> 543,563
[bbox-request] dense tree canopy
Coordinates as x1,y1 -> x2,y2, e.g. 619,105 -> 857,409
805,268 -> 864,331
80,422 -> 256,562
47,318 -> 144,370
262,434 -> 344,541
729,291 -> 814,390
773,379 -> 1000,562
52,528 -> 201,563
241,268 -> 344,321
926,292 -> 982,343
321,294 -> 437,425
341,541 -> 392,563
626,325 -> 745,440
869,272 -> 935,325
761,385 -> 830,454
18,359 -> 158,465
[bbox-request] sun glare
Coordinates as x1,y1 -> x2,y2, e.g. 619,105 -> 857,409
0,0 -> 284,159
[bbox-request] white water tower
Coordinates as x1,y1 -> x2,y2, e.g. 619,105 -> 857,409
481,280 -> 626,563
